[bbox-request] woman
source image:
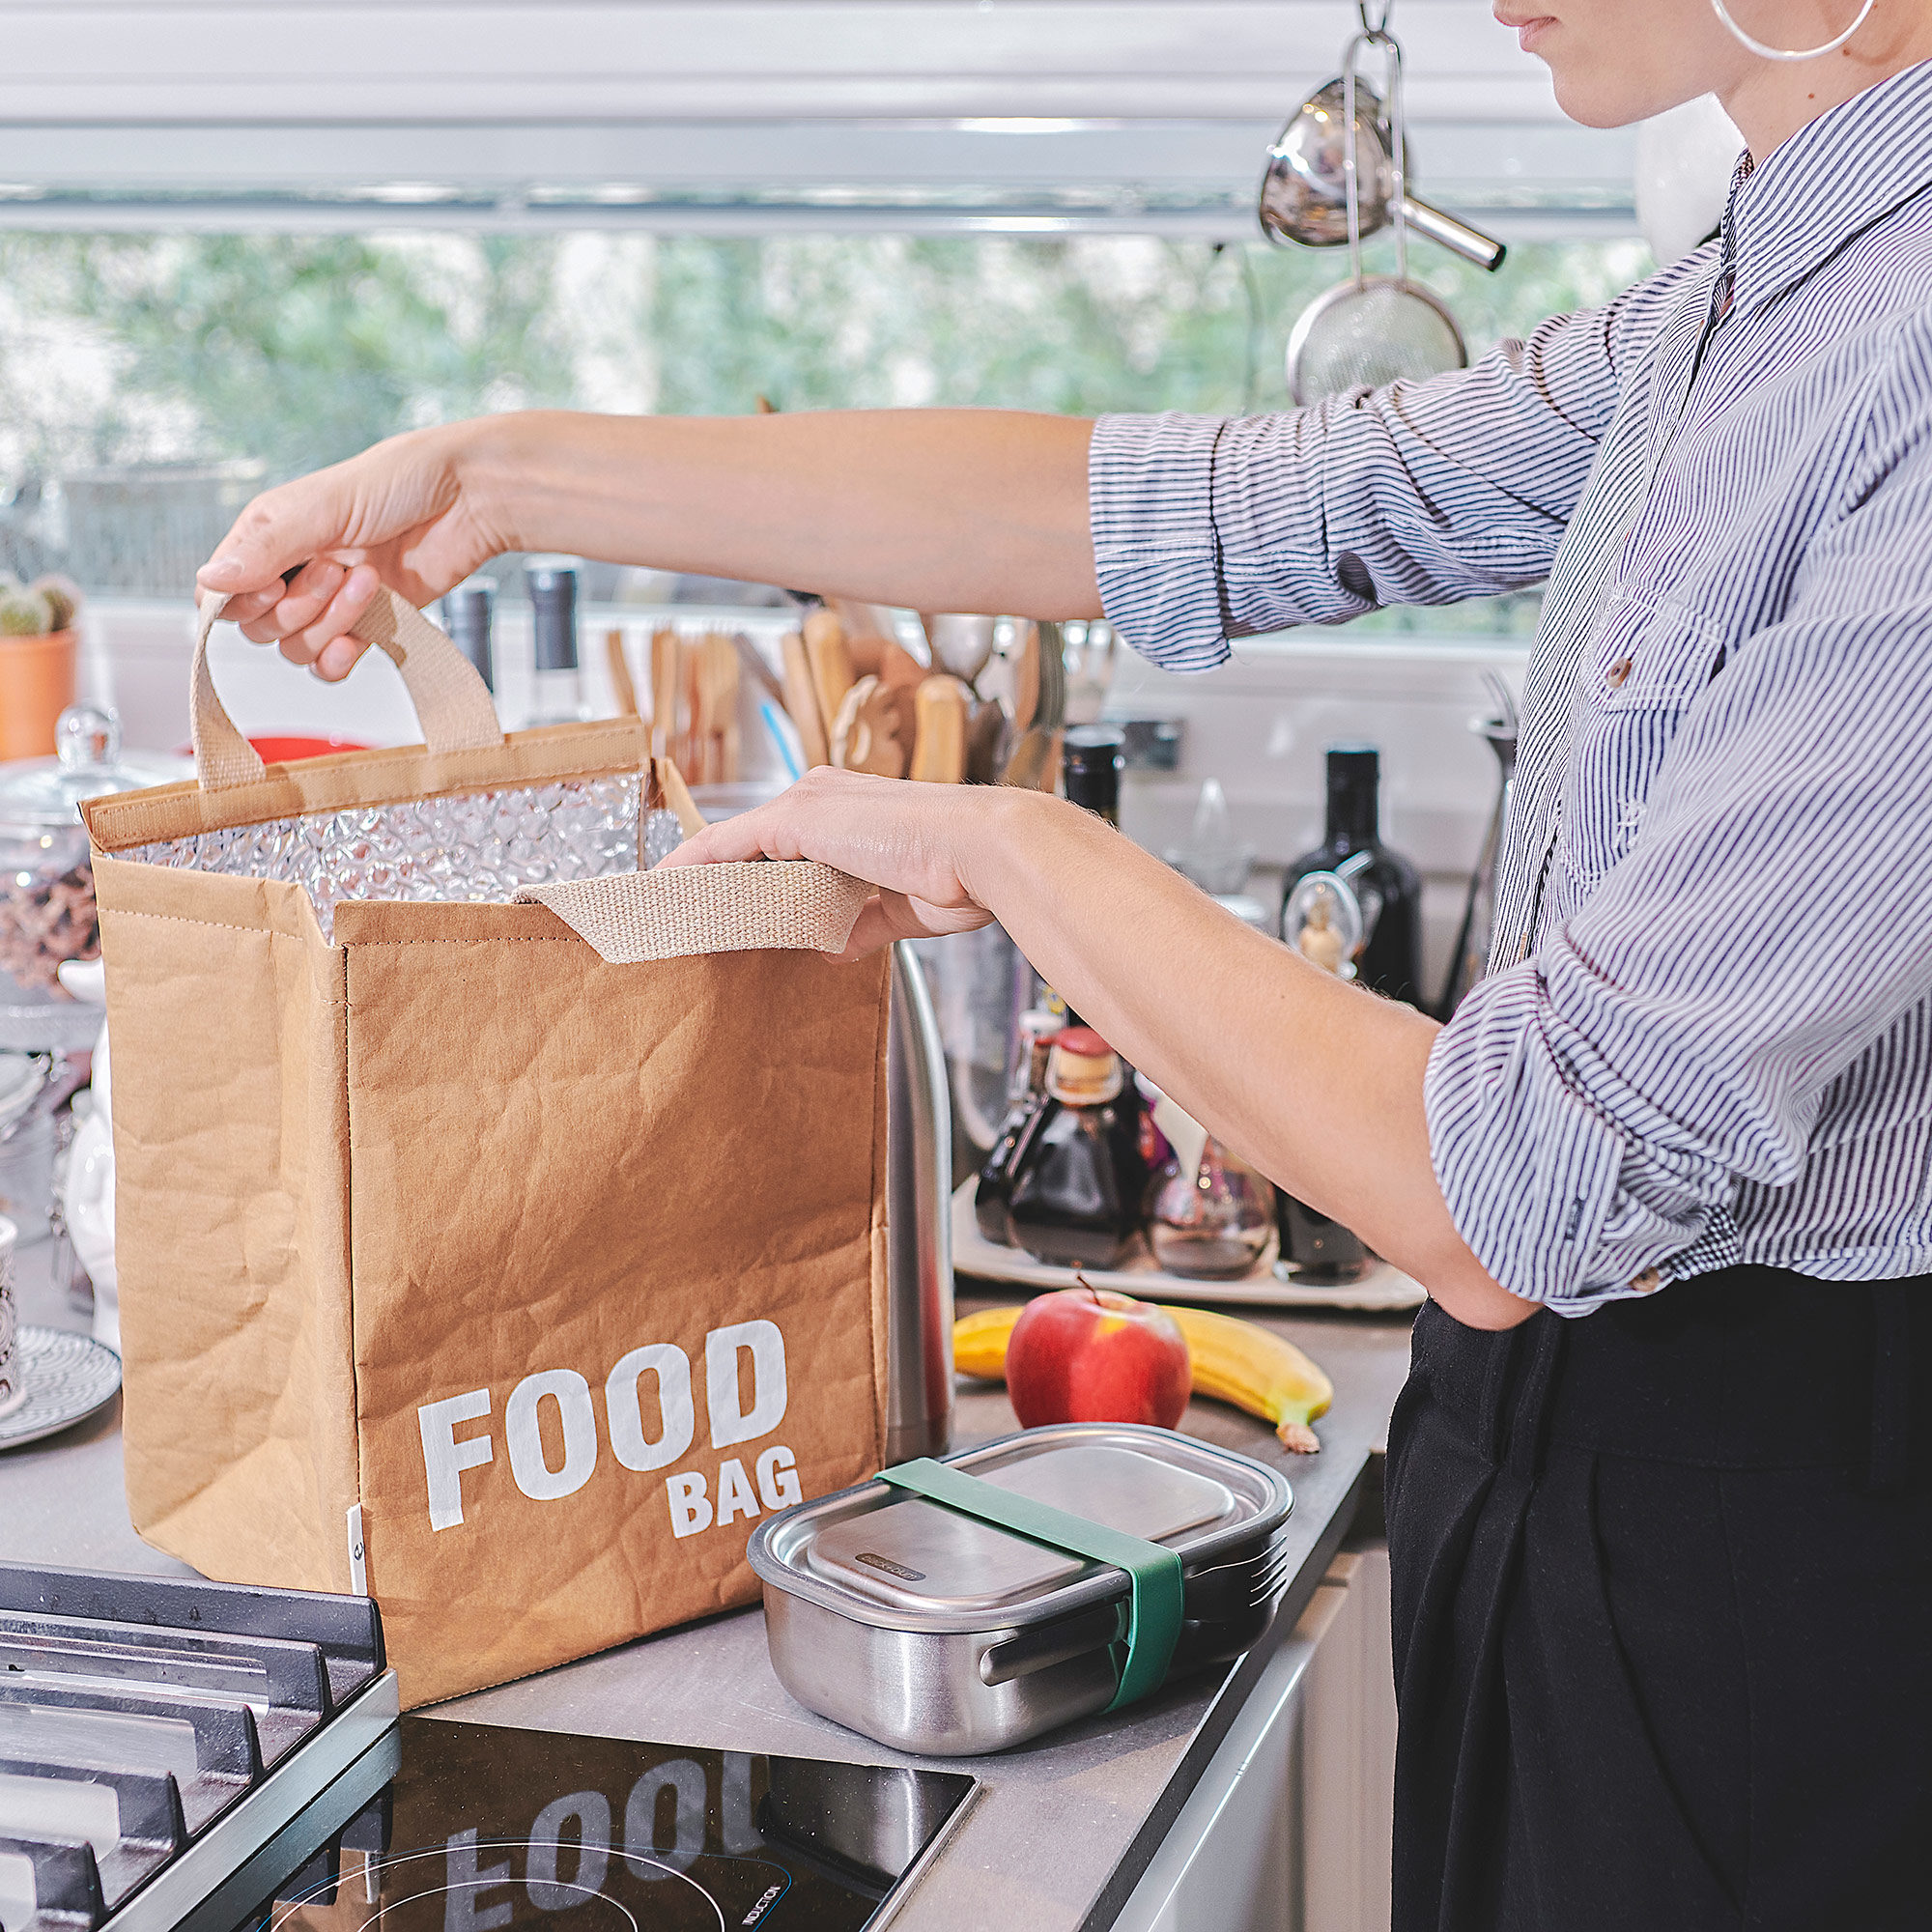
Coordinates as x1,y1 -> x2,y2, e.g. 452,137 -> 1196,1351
200,2 -> 1932,1923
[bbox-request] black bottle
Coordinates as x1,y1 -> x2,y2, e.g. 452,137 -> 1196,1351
1275,1194 -> 1371,1285
1062,725 -> 1124,825
1279,747 -> 1423,1007
525,555 -> 584,724
440,576 -> 497,691
1048,726 -> 1126,1034
1007,1029 -> 1149,1269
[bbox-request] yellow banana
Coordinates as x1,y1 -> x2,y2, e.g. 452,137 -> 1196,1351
952,1301 -> 1330,1454
1162,1304 -> 1330,1455
953,1303 -> 1024,1380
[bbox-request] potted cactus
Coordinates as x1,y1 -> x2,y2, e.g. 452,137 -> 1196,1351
0,572 -> 83,761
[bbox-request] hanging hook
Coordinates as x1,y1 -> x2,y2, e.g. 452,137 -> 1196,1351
1341,33 -> 1368,288
1384,32 -> 1407,283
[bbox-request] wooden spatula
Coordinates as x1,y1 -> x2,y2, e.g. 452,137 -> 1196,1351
781,630 -> 831,767
704,633 -> 742,783
804,607 -> 856,740
651,627 -> 680,762
910,676 -> 970,782
606,628 -> 639,718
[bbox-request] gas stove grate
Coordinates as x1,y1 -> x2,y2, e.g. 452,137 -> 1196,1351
0,1563 -> 397,1932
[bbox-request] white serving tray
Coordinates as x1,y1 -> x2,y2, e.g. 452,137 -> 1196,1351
952,1180 -> 1426,1314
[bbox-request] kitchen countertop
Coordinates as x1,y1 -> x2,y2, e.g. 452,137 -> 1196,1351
1,1251 -> 1413,1931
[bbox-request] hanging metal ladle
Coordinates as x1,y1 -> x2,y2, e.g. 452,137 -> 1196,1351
1282,22 -> 1470,403
1258,3 -> 1507,271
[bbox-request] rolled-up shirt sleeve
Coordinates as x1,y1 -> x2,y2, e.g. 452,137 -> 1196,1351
1087,251 -> 1718,670
1426,339 -> 1932,1309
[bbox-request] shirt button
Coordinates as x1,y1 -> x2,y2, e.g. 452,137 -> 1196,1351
1619,800 -> 1645,829
1632,1267 -> 1662,1294
1605,656 -> 1634,690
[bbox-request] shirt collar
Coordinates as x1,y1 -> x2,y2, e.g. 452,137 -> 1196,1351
1721,59 -> 1932,324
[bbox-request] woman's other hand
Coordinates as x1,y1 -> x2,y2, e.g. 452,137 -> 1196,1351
194,421 -> 508,680
659,767 -> 1008,959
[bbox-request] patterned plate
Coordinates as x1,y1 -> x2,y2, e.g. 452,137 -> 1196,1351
0,1325 -> 122,1450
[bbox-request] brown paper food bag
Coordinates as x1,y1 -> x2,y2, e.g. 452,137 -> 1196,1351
83,590 -> 889,1707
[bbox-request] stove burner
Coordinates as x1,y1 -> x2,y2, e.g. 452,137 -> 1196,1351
269,1842 -> 724,1932
226,1719 -> 975,1932
0,1563 -> 972,1932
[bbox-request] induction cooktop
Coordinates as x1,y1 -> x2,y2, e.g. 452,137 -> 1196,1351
191,1717 -> 976,1932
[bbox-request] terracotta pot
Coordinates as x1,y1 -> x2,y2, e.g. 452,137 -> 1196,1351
0,630 -> 77,760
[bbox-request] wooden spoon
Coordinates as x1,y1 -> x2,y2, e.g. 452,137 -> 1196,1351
830,674 -> 907,779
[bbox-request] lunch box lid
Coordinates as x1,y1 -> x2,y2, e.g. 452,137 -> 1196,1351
750,1423 -> 1293,1636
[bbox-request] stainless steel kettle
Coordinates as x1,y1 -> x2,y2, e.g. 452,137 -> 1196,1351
886,941 -> 954,1463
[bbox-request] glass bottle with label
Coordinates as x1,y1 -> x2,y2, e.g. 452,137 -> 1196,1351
1006,1028 -> 1149,1269
1276,863 -> 1374,1284
1278,746 -> 1422,1005
975,1009 -> 1064,1246
525,556 -> 586,725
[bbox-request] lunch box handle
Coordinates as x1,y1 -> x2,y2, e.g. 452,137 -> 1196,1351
879,1457 -> 1183,1713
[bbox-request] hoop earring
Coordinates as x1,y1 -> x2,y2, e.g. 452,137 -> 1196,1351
1709,0 -> 1874,59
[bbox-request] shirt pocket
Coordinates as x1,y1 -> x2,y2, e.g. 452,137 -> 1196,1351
1561,600 -> 1726,894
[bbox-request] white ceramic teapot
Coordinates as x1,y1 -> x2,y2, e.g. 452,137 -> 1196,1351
56,956 -> 117,1350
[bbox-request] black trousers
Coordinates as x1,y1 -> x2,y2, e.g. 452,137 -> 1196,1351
1383,1268 -> 1932,1932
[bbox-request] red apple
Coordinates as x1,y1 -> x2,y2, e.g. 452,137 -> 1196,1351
1006,1285 -> 1192,1431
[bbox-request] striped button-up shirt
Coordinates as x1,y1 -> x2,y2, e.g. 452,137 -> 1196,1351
1089,63 -> 1932,1310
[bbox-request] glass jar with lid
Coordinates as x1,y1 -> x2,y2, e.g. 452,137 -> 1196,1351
0,706 -> 158,1037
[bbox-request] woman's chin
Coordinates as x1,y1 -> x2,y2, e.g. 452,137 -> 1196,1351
1548,67 -> 1691,131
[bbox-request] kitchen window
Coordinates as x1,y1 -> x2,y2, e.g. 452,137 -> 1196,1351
0,227 -> 1647,619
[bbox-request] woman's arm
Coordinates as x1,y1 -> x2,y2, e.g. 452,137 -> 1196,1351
198,251 -> 1712,674
663,771 -> 1535,1330
198,409 -> 1099,676
1090,244 -> 1722,674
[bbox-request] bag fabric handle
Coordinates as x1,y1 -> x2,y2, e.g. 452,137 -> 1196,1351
517,860 -> 870,962
879,1457 -> 1184,1713
192,585 -> 505,791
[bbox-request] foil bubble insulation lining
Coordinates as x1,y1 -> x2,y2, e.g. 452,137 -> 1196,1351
125,773 -> 689,940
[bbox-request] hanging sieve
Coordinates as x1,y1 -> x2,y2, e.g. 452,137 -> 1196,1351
1284,14 -> 1469,406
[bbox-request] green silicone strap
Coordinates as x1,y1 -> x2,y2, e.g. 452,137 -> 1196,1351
879,1457 -> 1184,1713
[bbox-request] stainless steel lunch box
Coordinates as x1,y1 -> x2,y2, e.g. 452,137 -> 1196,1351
749,1424 -> 1293,1756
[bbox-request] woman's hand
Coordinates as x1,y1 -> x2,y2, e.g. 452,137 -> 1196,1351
194,421 -> 509,680
659,767 -> 1008,960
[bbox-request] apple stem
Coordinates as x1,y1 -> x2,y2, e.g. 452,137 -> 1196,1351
1072,1272 -> 1105,1308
